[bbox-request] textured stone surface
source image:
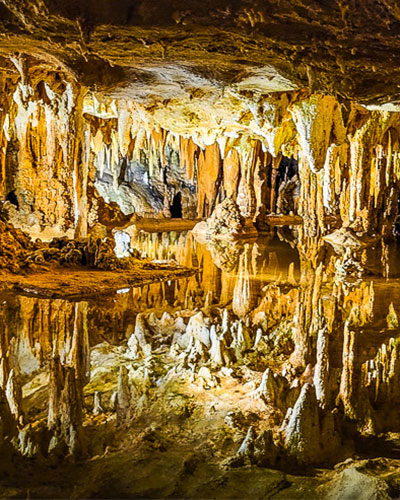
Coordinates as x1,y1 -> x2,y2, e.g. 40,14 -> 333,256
2,1 -> 400,104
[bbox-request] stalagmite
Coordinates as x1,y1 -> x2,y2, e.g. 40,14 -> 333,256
186,312 -> 211,348
221,308 -> 229,336
93,391 -> 104,415
254,368 -> 289,406
284,383 -> 321,463
128,313 -> 152,358
117,366 -> 132,425
313,327 -> 330,407
253,430 -> 279,467
13,424 -> 39,458
209,325 -> 224,367
230,320 -> 252,358
253,328 -> 263,349
237,426 -> 256,457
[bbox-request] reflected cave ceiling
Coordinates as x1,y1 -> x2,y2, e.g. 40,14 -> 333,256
1,0 -> 400,108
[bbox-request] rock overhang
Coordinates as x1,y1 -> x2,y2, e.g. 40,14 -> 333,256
1,0 -> 400,107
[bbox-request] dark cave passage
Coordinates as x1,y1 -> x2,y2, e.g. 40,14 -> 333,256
6,190 -> 19,208
170,192 -> 183,218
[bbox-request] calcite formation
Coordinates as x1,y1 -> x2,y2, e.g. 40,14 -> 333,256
1,1 -> 400,499
1,70 -> 399,251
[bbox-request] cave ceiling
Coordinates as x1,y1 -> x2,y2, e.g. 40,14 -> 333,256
1,0 -> 400,109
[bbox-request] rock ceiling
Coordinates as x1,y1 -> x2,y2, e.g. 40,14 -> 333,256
1,0 -> 400,106
1,1 -> 400,247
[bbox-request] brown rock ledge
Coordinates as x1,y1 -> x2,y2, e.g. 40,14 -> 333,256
0,264 -> 197,300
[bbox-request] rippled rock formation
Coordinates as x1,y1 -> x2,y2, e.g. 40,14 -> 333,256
0,233 -> 399,497
2,2 -> 400,498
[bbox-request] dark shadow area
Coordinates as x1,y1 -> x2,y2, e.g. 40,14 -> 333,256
170,192 -> 182,218
275,155 -> 298,202
6,190 -> 19,209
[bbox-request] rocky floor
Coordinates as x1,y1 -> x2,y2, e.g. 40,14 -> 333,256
1,230 -> 400,499
1,331 -> 399,499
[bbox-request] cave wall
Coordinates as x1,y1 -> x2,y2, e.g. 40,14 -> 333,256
0,72 -> 90,240
1,67 -> 400,240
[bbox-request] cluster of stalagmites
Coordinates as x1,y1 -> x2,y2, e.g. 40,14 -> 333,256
1,300 -> 398,476
0,303 -> 302,464
108,304 -> 349,468
0,208 -> 142,273
231,379 -> 345,468
3,269 -> 400,472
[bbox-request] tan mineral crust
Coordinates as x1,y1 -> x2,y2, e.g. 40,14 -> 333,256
1,1 -> 400,499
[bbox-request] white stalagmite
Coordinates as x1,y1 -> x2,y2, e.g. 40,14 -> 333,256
93,391 -> 104,415
253,328 -> 263,349
186,311 -> 211,348
221,308 -> 229,336
209,325 -> 223,367
284,383 -> 321,463
237,426 -> 256,457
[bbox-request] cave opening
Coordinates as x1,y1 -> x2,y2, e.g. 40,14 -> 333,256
170,192 -> 183,218
275,155 -> 299,214
6,190 -> 19,208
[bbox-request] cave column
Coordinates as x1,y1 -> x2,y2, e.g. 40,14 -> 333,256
72,87 -> 89,238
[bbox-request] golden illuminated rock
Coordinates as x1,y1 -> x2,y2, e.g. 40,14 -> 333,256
1,2 -> 400,498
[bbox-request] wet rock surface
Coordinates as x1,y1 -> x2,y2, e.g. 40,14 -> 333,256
2,2 -> 400,498
0,231 -> 400,498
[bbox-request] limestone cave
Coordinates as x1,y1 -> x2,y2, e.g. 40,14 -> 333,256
2,1 -> 400,498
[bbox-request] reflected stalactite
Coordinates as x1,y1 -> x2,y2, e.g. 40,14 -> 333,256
232,244 -> 256,317
68,302 -> 90,389
47,358 -> 84,457
2,229 -> 400,474
47,301 -> 89,457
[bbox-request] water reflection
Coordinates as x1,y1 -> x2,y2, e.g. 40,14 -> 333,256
2,229 -> 400,495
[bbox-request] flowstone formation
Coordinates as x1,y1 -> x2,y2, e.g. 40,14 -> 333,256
3,1 -> 400,499
192,197 -> 254,240
1,233 -> 400,498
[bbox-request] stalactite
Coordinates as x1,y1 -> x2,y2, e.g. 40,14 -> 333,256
2,67 -> 400,249
223,148 -> 240,199
197,142 -> 221,217
290,94 -> 343,174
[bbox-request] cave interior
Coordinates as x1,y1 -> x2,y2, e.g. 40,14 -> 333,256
2,1 -> 400,498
